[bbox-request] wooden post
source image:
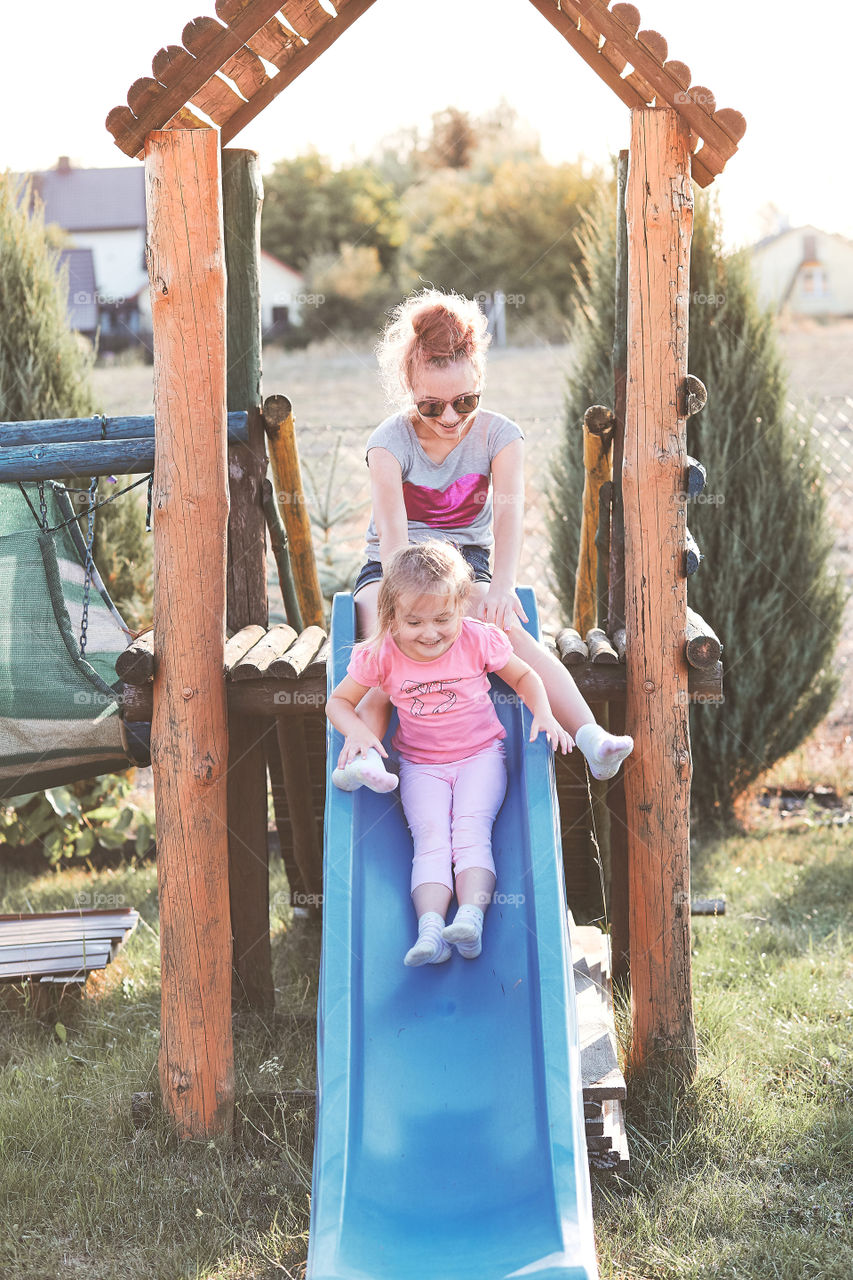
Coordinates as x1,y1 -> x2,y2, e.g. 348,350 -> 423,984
263,395 -> 325,629
623,109 -> 697,1078
608,149 -> 630,985
146,128 -> 234,1136
222,149 -> 273,1012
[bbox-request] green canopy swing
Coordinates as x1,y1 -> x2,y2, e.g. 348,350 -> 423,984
0,481 -> 138,800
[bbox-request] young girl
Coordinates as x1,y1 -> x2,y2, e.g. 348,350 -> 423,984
325,541 -> 571,967
333,287 -> 634,793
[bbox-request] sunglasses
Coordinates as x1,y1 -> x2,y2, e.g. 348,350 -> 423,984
415,393 -> 480,419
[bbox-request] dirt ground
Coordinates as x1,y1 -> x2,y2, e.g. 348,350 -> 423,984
91,320 -> 853,754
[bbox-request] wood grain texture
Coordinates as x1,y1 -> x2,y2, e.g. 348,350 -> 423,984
222,148 -> 273,1013
145,128 -> 234,1137
573,422 -> 613,636
263,395 -> 325,628
623,108 -> 697,1079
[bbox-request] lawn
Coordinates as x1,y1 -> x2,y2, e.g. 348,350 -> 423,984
1,808 -> 851,1279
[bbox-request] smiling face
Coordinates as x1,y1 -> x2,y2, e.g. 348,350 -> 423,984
392,589 -> 464,661
409,357 -> 481,445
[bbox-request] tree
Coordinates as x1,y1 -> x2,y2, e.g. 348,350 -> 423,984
261,151 -> 407,274
548,183 -> 845,826
0,173 -> 152,632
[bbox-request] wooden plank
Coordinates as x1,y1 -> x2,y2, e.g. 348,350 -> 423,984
146,128 -> 234,1138
586,628 -> 619,665
556,628 -> 588,666
219,0 -> 381,146
121,673 -> 328,722
0,915 -> 138,944
576,1 -> 741,163
624,108 -> 697,1079
223,147 -> 274,1015
183,16 -> 269,99
276,717 -> 323,909
263,395 -> 325,628
231,624 -> 299,678
152,44 -> 245,129
268,625 -> 327,678
574,417 -> 612,635
106,1 -> 290,157
0,412 -> 248,447
526,0 -> 647,114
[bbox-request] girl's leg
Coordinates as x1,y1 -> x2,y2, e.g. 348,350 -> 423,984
399,762 -> 454,966
444,745 -> 507,958
333,582 -> 396,791
467,583 -> 633,780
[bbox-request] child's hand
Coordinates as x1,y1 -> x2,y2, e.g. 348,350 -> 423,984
337,730 -> 388,769
529,713 -> 573,755
481,584 -> 529,633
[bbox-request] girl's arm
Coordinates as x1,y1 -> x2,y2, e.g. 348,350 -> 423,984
493,653 -> 572,754
368,447 -> 409,563
486,438 -> 528,632
326,674 -> 390,765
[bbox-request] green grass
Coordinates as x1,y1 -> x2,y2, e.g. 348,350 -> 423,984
595,822 -> 853,1280
1,819 -> 851,1278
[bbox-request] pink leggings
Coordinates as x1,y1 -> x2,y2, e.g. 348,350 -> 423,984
398,742 -> 507,893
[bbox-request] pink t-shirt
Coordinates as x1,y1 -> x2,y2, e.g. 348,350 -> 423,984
347,617 -> 514,764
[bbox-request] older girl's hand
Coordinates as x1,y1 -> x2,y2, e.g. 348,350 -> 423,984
481,583 -> 529,633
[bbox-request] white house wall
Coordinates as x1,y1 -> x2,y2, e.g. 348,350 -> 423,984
751,226 -> 853,317
67,228 -> 148,310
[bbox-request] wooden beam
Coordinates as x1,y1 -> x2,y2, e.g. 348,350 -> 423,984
0,412 -> 248,447
623,108 -> 697,1079
222,148 -> 274,1014
263,395 -> 325,628
146,128 -> 234,1137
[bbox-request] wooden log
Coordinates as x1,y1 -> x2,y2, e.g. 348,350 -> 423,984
268,625 -> 327,679
684,374 -> 708,417
263,395 -> 325,628
262,476 -> 303,631
623,107 -> 697,1079
115,632 -> 155,685
263,722 -> 311,913
555,627 -> 589,666
686,457 -> 706,499
224,625 -> 266,673
0,412 -> 248,448
573,413 -> 613,636
685,607 -> 722,670
595,480 -> 612,632
586,627 -> 619,665
231,624 -> 299,679
182,15 -> 269,99
145,128 -> 233,1138
151,44 -> 244,130
0,431 -> 251,483
608,151 -> 629,640
222,148 -> 273,1014
685,526 -> 702,576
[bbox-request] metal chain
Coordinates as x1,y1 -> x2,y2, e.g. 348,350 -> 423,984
79,476 -> 98,658
36,480 -> 49,530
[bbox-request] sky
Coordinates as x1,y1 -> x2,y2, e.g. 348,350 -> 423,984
3,0 -> 851,249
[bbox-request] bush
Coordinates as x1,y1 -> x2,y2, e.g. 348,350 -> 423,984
548,183 -> 845,827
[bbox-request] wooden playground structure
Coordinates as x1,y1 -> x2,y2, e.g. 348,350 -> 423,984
3,0 -> 743,1142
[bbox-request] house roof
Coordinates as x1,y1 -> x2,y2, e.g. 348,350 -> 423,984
58,247 -> 98,331
29,163 -> 145,232
106,0 -> 745,188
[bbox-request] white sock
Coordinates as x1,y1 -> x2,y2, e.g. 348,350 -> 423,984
404,911 -> 451,967
332,747 -> 398,794
442,904 -> 485,959
574,723 -> 634,781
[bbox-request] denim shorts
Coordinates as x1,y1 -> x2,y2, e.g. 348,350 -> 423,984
353,544 -> 492,596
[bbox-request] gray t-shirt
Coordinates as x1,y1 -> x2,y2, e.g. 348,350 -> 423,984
363,408 -> 524,560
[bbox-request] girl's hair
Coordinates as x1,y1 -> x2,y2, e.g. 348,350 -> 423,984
376,288 -> 491,408
370,542 -> 473,648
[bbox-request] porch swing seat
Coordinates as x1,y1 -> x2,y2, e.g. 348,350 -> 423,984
0,484 -> 134,800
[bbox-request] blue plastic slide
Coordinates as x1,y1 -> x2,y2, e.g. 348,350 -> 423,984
307,591 -> 598,1280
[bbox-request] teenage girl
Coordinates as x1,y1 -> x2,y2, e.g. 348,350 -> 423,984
332,286 -> 633,793
326,541 -> 570,966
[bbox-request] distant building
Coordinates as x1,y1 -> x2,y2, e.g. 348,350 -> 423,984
749,224 -> 853,319
22,157 -> 304,353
